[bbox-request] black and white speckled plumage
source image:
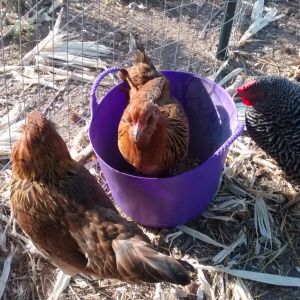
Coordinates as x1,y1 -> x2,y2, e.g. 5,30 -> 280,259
239,76 -> 300,184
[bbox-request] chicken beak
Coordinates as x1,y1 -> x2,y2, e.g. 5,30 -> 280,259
133,122 -> 143,142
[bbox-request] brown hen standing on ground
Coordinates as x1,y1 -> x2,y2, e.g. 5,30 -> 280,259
10,111 -> 190,285
118,34 -> 189,176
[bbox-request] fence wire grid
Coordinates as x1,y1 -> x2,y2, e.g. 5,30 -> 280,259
0,0 -> 255,168
1,1 -> 300,300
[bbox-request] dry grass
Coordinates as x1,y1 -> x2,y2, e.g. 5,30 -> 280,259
1,133 -> 299,299
0,0 -> 299,299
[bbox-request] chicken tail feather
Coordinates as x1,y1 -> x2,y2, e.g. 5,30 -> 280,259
113,238 -> 191,285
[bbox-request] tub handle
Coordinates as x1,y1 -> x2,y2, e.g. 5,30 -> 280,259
215,123 -> 245,156
90,67 -> 122,117
90,68 -> 244,155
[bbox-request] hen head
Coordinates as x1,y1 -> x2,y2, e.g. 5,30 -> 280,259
236,76 -> 297,106
127,100 -> 163,148
12,111 -> 72,181
236,79 -> 264,106
125,77 -> 167,148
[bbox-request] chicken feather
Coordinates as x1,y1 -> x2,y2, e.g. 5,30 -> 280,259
10,111 -> 191,284
118,35 -> 189,176
237,76 -> 300,184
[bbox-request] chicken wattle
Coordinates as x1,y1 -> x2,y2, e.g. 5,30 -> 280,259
236,76 -> 300,184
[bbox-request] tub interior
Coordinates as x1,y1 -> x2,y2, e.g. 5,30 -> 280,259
90,71 -> 238,174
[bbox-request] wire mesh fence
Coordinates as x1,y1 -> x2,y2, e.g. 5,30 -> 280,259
0,0 -> 256,170
1,1 -> 300,299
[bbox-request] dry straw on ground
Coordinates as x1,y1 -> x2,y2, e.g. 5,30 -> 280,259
0,0 -> 299,299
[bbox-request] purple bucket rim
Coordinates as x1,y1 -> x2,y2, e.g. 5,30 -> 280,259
89,67 -> 245,180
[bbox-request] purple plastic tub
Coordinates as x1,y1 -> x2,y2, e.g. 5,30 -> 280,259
89,67 -> 244,228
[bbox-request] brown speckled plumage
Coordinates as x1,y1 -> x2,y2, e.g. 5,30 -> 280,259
10,111 -> 190,284
118,36 -> 189,176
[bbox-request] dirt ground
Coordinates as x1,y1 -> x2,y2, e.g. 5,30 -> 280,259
0,0 -> 299,299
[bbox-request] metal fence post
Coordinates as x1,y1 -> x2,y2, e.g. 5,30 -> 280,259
216,0 -> 238,60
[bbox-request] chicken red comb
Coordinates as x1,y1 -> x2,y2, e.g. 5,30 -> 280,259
236,79 -> 257,95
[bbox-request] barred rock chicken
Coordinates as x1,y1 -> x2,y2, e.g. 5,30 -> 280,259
118,35 -> 189,176
236,76 -> 300,184
10,111 -> 190,285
